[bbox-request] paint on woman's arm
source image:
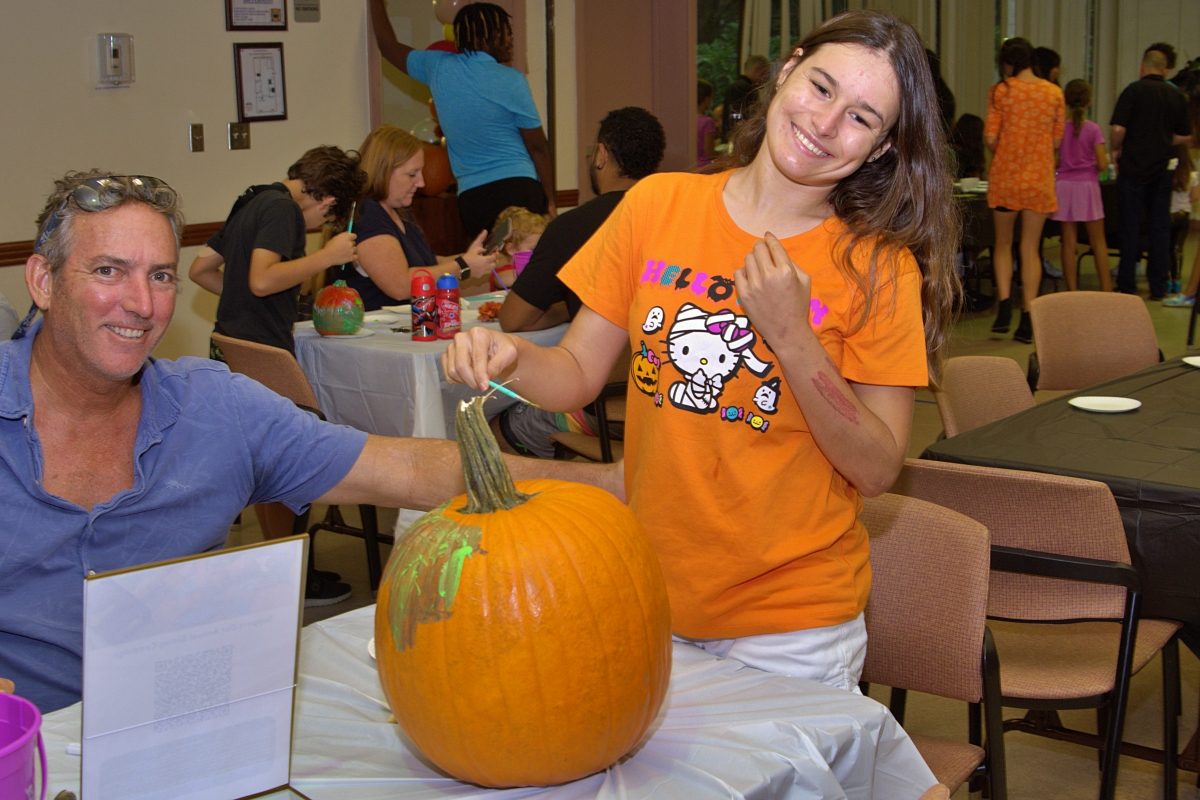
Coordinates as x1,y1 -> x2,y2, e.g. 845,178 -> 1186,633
813,371 -> 860,425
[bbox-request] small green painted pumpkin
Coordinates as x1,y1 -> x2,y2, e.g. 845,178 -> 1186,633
313,280 -> 364,336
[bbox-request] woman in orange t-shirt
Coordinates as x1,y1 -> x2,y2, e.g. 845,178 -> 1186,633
443,12 -> 959,694
984,37 -> 1065,342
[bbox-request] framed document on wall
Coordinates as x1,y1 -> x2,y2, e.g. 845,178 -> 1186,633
226,0 -> 288,31
234,43 -> 288,122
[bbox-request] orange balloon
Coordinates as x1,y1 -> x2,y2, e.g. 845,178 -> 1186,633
419,144 -> 454,196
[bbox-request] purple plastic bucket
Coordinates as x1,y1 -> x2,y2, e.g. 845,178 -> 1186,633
0,693 -> 45,800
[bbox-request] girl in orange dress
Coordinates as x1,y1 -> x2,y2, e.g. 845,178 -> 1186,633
985,37 -> 1065,342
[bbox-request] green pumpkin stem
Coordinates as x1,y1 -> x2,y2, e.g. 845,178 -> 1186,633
455,397 -> 532,513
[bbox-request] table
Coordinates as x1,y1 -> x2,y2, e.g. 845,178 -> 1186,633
295,299 -> 567,440
41,606 -> 938,799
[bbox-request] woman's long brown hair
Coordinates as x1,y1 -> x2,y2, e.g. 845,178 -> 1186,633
721,10 -> 961,381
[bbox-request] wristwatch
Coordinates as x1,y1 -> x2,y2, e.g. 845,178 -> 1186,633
455,256 -> 471,280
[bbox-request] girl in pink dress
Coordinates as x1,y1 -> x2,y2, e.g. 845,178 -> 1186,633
1050,79 -> 1112,291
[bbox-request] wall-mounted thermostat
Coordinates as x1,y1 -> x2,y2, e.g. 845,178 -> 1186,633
97,33 -> 135,88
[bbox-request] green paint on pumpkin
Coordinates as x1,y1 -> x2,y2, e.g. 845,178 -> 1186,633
383,501 -> 485,651
381,398 -> 534,652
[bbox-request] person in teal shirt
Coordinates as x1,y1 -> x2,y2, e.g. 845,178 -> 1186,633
369,0 -> 556,239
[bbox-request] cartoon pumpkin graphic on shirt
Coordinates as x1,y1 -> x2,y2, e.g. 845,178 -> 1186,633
631,341 -> 661,396
664,304 -> 773,413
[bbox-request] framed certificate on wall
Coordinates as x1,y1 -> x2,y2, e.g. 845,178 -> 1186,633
234,43 -> 288,122
226,0 -> 288,31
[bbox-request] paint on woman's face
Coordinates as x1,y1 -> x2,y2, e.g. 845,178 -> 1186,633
383,501 -> 486,651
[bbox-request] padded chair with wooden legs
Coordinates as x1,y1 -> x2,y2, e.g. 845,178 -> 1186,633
549,347 -> 632,463
860,493 -> 1006,799
1026,292 -> 1160,392
932,356 -> 1034,438
211,333 -> 390,592
893,458 -> 1182,800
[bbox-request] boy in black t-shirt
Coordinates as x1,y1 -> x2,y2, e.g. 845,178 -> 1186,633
189,146 -> 363,606
190,146 -> 362,355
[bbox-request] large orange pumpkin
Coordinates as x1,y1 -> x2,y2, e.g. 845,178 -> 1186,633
375,398 -> 672,788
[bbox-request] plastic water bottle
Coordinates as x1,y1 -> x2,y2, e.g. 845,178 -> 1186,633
411,269 -> 437,341
436,273 -> 461,340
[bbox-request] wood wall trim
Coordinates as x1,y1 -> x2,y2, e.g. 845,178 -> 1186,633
0,221 -> 225,268
0,197 -> 578,268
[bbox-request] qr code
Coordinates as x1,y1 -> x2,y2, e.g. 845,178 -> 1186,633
153,644 -> 233,731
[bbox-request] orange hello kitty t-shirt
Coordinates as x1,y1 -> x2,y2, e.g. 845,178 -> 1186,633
560,171 -> 929,639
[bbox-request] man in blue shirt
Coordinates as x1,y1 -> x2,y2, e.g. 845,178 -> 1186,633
369,0 -> 556,239
1,172 -> 620,713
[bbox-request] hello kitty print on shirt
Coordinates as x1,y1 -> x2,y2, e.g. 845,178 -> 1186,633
664,304 -> 773,414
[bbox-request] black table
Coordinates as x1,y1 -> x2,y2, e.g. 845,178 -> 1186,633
923,356 -> 1200,630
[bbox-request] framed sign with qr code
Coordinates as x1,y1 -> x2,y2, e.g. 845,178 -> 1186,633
81,536 -> 307,800
226,0 -> 288,31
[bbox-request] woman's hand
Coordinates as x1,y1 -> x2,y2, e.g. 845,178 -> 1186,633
462,230 -> 499,275
734,232 -> 814,346
442,326 -> 521,390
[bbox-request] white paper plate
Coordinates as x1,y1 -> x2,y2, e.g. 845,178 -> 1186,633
363,313 -> 400,324
317,328 -> 376,340
1068,396 -> 1141,413
381,304 -> 411,314
1182,356 -> 1200,368
367,637 -> 376,660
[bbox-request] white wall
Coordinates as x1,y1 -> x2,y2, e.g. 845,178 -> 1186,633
0,0 -> 374,360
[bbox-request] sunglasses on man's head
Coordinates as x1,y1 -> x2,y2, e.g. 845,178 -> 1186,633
35,175 -> 171,253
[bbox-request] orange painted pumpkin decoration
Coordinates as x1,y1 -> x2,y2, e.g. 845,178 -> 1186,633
375,398 -> 672,788
313,279 -> 364,336
420,144 -> 455,197
631,340 -> 661,396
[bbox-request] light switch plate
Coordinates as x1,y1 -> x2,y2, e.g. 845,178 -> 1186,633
228,122 -> 250,150
294,0 -> 320,22
189,124 -> 204,152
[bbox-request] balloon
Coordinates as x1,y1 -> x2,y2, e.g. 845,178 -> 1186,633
433,0 -> 471,26
420,145 -> 455,197
411,118 -> 440,144
443,23 -> 455,41
426,39 -> 457,54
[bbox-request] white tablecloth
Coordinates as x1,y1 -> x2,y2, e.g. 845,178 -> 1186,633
41,606 -> 936,800
294,302 -> 567,440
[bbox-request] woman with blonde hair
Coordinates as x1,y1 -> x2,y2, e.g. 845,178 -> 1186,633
441,8 -> 958,704
350,125 -> 496,310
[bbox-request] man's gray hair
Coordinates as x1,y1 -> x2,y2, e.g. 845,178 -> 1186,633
34,170 -> 185,278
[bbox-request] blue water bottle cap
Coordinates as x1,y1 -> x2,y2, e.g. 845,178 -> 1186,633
436,273 -> 459,289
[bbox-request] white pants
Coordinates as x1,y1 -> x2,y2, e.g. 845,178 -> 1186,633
678,613 -> 868,693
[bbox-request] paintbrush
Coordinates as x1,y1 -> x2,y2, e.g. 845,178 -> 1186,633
488,380 -> 540,408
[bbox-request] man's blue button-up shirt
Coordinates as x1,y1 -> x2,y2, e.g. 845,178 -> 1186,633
0,322 -> 367,712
